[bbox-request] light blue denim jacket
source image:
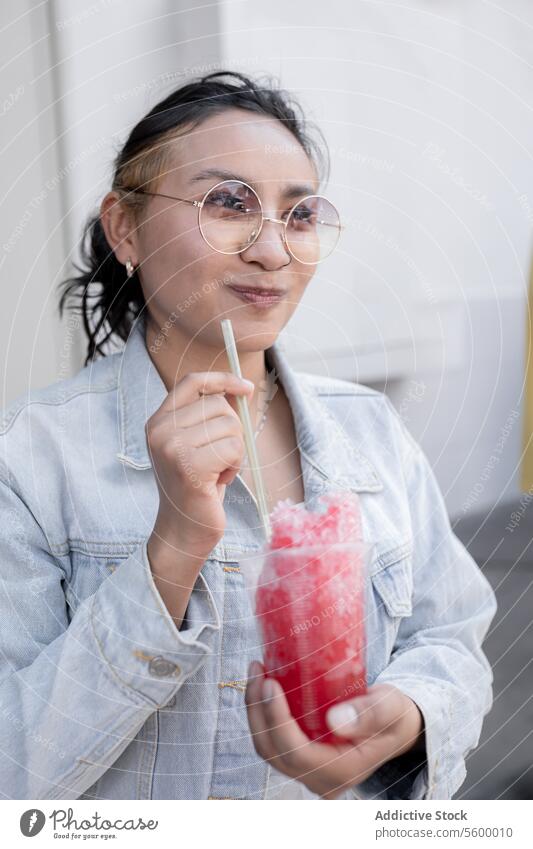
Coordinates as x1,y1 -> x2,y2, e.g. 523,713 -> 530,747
0,315 -> 496,800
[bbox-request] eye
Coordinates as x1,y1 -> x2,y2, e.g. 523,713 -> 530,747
205,191 -> 250,212
288,203 -> 316,227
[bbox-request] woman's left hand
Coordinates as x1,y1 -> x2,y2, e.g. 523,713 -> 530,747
245,661 -> 425,800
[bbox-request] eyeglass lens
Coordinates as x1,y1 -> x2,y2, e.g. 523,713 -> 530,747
198,180 -> 340,263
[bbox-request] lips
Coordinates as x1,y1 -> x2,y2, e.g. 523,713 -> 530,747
228,284 -> 287,296
227,284 -> 287,308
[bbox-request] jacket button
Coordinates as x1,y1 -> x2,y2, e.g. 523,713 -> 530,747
148,656 -> 180,677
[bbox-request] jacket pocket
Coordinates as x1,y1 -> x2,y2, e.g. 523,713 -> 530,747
370,555 -> 413,618
366,540 -> 413,677
65,550 -> 130,618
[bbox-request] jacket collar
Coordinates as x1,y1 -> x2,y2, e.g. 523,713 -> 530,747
116,316 -> 382,493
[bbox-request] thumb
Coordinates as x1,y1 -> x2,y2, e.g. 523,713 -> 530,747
325,684 -> 400,741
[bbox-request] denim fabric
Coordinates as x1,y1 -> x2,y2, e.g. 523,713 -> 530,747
0,315 -> 497,799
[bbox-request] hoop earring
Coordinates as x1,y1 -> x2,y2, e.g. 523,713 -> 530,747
125,257 -> 136,278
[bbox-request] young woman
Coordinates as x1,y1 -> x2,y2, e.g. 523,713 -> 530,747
0,71 -> 496,800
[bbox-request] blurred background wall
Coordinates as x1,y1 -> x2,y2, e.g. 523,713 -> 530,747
2,2 -> 533,798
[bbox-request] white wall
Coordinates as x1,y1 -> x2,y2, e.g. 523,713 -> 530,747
0,1 -> 67,404
49,0 -> 223,363
217,0 -> 533,518
1,0 -> 223,394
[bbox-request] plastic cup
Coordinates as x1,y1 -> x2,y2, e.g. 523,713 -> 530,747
243,537 -> 372,744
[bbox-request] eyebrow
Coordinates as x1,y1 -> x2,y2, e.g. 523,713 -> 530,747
189,168 -> 316,200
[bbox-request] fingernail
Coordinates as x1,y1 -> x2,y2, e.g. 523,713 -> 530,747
243,379 -> 254,389
248,660 -> 261,679
262,678 -> 276,702
326,702 -> 359,732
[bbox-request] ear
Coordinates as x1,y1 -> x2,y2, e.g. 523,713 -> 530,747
100,191 -> 139,266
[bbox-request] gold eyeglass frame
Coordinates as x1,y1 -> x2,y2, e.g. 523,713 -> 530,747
122,179 -> 343,265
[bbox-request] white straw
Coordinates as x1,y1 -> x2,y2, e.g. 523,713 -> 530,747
220,319 -> 272,541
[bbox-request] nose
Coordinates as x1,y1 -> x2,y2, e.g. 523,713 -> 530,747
240,217 -> 291,270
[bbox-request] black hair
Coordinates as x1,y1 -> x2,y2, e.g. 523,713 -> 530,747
57,70 -> 329,365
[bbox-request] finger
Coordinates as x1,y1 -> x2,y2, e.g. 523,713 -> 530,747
245,664 -> 296,773
193,435 -> 245,476
185,415 -> 243,449
253,677 -> 379,796
159,372 -> 254,412
325,684 -> 405,742
165,393 -> 240,429
260,678 -> 320,774
244,660 -> 265,716
217,467 -> 238,486
259,680 -> 366,795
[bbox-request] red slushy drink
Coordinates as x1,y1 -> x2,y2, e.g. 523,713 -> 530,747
253,492 -> 368,743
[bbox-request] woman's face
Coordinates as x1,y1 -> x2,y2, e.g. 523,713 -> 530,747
131,107 -> 320,353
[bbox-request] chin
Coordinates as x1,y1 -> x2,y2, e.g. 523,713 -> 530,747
232,332 -> 279,353
214,314 -> 281,348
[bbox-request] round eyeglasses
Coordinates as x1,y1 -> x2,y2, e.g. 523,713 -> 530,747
123,179 -> 342,265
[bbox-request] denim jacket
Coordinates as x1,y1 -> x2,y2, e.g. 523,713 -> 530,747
0,315 -> 497,800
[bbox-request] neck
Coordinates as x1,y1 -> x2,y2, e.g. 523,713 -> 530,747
144,315 -> 269,418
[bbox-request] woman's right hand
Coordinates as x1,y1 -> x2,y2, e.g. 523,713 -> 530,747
145,371 -> 254,559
